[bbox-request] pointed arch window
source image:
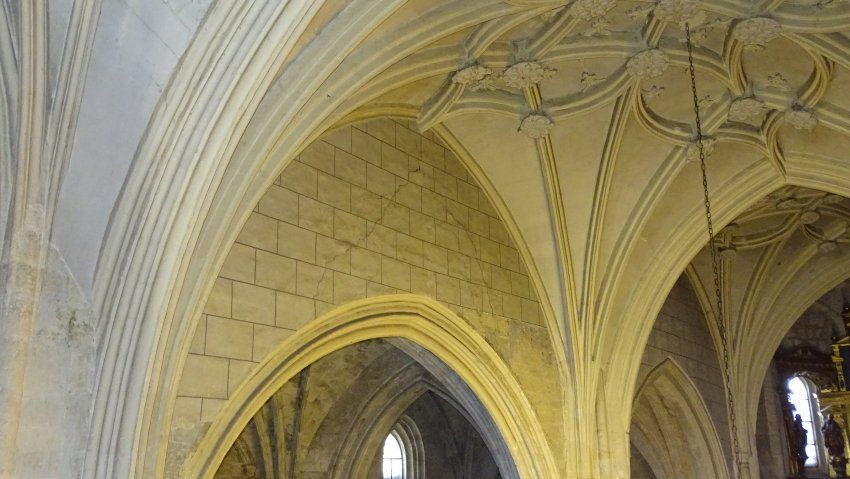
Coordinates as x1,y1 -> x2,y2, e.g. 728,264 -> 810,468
382,431 -> 406,479
788,376 -> 820,467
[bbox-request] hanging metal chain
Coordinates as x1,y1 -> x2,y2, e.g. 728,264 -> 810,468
685,23 -> 743,476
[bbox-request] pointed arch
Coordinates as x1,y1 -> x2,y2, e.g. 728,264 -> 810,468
182,294 -> 557,479
631,359 -> 730,479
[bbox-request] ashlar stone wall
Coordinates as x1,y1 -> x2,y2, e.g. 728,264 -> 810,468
634,276 -> 731,465
169,119 -> 562,473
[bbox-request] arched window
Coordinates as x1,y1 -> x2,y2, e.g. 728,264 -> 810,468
788,376 -> 820,467
382,431 -> 406,479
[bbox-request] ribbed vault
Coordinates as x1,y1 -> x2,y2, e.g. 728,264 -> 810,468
86,1 -> 850,478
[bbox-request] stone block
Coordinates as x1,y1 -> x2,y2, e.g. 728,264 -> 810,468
468,209 -> 489,237
421,189 -> 446,220
178,354 -> 228,399
445,199 -> 468,228
411,267 -> 436,298
281,161 -> 317,199
503,294 -> 522,320
205,316 -> 253,361
367,281 -> 397,297
350,247 -> 381,282
316,235 -> 351,273
237,213 -> 277,252
382,257 -> 411,290
423,243 -> 448,274
298,196 -> 334,237
479,236 -> 500,265
201,398 -> 226,423
365,118 -> 395,144
457,180 -> 479,209
395,124 -> 420,157
381,201 -> 409,234
296,262 -> 334,303
173,397 -> 201,425
511,271 -> 529,298
335,149 -> 367,188
232,282 -> 276,325
435,221 -> 459,251
276,292 -> 315,329
300,140 -> 335,175
278,221 -> 316,263
434,169 -> 457,200
334,272 -> 367,304
351,186 -> 382,222
492,266 -> 512,293
522,299 -> 541,325
448,251 -> 471,280
255,250 -> 297,293
382,144 -> 408,179
335,209 -> 367,247
204,278 -> 232,317
460,281 -> 484,310
395,179 -> 421,211
253,324 -> 293,361
258,184 -> 298,224
444,151 -> 468,181
420,137 -> 445,169
500,245 -> 520,272
366,223 -> 396,257
436,273 -> 460,305
189,315 -> 206,354
317,172 -> 350,211
409,210 -> 435,243
408,158 -> 434,190
352,127 -> 382,166
397,234 -> 423,266
366,163 -> 396,198
221,243 -> 255,283
228,359 -> 257,396
489,217 -> 510,245
324,125 -> 351,152
478,190 -> 497,217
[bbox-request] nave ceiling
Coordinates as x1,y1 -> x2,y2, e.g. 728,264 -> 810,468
7,1 -> 850,477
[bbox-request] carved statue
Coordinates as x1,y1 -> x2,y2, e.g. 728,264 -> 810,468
791,414 -> 808,474
823,414 -> 848,477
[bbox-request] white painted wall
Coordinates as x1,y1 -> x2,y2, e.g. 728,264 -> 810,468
52,0 -> 212,295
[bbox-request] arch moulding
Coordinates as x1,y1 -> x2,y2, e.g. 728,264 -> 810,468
182,294 -> 559,479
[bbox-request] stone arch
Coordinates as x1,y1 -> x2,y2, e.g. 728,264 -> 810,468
630,358 -> 729,479
183,294 -> 557,479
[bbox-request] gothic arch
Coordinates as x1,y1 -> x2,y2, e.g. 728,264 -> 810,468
183,294 -> 558,479
630,359 -> 729,479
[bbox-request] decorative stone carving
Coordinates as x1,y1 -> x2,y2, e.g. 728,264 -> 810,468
698,94 -> 720,110
801,210 -> 821,225
823,194 -> 845,205
571,0 -> 617,21
654,0 -> 702,26
766,72 -> 791,91
732,17 -> 782,46
626,49 -> 670,79
819,240 -> 838,254
785,105 -> 818,131
582,17 -> 613,36
641,84 -> 666,103
728,97 -> 766,122
719,245 -> 737,261
685,136 -> 716,162
519,113 -> 554,138
500,61 -> 556,88
580,71 -> 605,91
626,5 -> 653,23
452,64 -> 494,91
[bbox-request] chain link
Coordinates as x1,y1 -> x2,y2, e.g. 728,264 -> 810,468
685,23 -> 742,477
